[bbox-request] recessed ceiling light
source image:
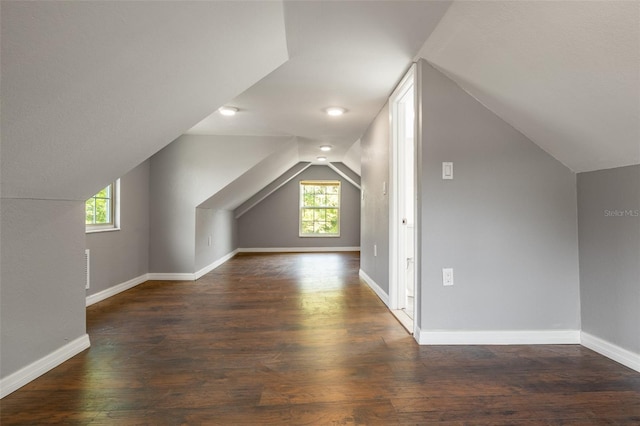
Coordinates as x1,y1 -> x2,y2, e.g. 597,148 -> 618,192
219,106 -> 238,116
320,145 -> 332,152
325,107 -> 346,117
316,156 -> 327,162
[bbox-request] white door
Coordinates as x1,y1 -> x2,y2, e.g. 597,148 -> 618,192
390,64 -> 417,331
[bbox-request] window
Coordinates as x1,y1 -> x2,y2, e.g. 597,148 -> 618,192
300,180 -> 340,237
86,180 -> 119,232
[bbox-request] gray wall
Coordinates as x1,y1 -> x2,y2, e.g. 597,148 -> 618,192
578,165 -> 640,353
359,103 -> 391,293
149,134 -> 291,273
238,165 -> 361,248
419,60 -> 581,331
0,199 -> 87,378
195,209 -> 238,272
86,161 -> 150,296
0,1 -> 289,387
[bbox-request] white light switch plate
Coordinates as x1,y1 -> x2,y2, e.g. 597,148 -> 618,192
443,162 -> 453,180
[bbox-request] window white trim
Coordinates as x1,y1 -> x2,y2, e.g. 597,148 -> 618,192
85,226 -> 120,234
86,179 -> 120,233
299,180 -> 341,238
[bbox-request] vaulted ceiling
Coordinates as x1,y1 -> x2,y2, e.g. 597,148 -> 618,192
419,1 -> 639,173
186,1 -> 451,163
188,0 -> 639,176
1,1 -> 289,200
2,1 -> 638,205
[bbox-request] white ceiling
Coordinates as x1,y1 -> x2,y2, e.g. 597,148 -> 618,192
186,0 -> 452,164
2,0 -> 637,207
418,1 -> 640,173
1,1 -> 289,200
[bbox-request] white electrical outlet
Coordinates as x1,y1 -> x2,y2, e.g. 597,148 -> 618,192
443,268 -> 454,286
207,236 -> 212,247
374,244 -> 377,257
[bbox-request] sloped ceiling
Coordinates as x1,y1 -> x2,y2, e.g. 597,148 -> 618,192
3,0 -> 634,209
1,1 -> 289,200
342,139 -> 362,175
418,1 -> 640,173
186,0 -> 452,164
150,134 -> 296,210
198,139 -> 301,211
233,161 -> 312,219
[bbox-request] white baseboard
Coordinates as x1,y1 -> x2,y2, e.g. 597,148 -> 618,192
239,246 -> 360,253
147,272 -> 195,281
358,269 -> 390,306
86,251 -> 239,306
0,334 -> 90,398
86,273 -> 149,307
581,331 -> 640,373
416,329 -> 581,345
149,250 -> 241,281
194,249 -> 239,280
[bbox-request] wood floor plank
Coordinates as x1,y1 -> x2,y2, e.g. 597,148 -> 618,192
1,252 -> 638,425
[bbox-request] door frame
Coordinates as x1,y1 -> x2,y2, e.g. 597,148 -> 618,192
389,63 -> 419,335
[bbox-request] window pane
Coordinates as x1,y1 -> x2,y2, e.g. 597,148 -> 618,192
304,193 -> 315,207
95,198 -> 109,224
96,185 -> 110,199
86,180 -> 118,230
302,209 -> 314,221
299,181 -> 340,236
302,221 -> 314,234
104,200 -> 111,223
86,198 -> 96,224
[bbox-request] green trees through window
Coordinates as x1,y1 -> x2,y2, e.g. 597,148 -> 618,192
86,183 -> 115,227
300,181 -> 340,236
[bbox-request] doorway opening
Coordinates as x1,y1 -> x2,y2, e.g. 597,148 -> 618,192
389,64 -> 417,335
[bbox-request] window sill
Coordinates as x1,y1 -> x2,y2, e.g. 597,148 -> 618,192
299,234 -> 340,238
86,227 -> 120,234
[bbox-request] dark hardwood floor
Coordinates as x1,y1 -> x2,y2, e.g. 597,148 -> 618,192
1,252 -> 639,425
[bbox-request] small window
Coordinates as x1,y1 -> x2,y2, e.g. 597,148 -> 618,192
86,180 -> 119,232
300,180 -> 340,237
